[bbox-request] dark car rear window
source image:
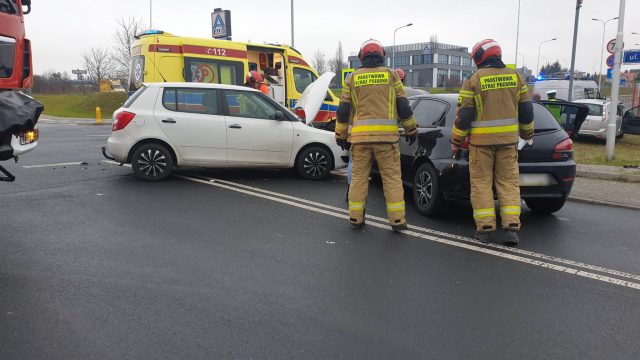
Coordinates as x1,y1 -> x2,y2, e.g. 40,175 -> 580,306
583,103 -> 603,116
533,103 -> 562,132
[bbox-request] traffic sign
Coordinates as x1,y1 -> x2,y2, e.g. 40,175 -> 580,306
607,68 -> 612,79
211,9 -> 232,39
607,39 -> 624,54
606,55 -> 615,68
341,68 -> 354,87
623,50 -> 640,64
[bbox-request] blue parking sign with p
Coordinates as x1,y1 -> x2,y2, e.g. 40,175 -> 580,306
341,68 -> 354,88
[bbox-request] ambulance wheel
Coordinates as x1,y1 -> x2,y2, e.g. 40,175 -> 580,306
412,162 -> 447,217
296,146 -> 332,180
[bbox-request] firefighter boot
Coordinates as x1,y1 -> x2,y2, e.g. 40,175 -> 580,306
474,230 -> 493,243
504,229 -> 520,246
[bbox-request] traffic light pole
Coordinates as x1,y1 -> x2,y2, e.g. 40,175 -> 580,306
606,0 -> 626,161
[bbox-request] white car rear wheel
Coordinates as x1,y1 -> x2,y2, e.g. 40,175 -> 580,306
131,143 -> 174,181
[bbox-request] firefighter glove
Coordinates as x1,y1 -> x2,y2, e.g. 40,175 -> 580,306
336,138 -> 351,151
405,133 -> 417,146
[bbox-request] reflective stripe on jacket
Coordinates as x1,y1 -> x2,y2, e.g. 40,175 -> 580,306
452,67 -> 531,146
337,66 -> 417,144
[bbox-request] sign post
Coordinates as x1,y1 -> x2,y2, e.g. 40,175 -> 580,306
606,0 -> 626,161
211,8 -> 232,39
341,68 -> 354,88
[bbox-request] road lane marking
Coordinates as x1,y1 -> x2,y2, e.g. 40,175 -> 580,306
102,160 -> 131,167
202,176 -> 640,283
22,162 -> 83,168
176,174 -> 640,291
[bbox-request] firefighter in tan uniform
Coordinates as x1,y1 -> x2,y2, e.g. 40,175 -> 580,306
335,39 -> 418,231
451,39 -> 534,245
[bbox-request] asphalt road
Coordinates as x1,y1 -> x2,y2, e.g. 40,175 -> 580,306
1,123 -> 639,359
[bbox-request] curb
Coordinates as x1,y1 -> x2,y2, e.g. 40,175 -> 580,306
576,170 -> 640,183
39,118 -> 112,126
567,196 -> 640,211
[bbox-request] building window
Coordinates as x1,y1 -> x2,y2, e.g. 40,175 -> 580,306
395,56 -> 410,66
412,55 -> 423,65
437,54 -> 449,65
423,54 -> 433,64
462,57 -> 472,67
450,56 -> 461,66
437,69 -> 449,87
462,71 -> 473,80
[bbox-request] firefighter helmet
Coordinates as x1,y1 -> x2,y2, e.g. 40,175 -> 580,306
246,70 -> 263,84
395,68 -> 405,80
471,39 -> 502,66
358,39 -> 385,61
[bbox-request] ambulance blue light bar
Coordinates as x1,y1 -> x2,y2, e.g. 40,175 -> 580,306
135,30 -> 164,39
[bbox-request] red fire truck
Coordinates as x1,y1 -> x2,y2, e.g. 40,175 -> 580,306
0,0 -> 42,182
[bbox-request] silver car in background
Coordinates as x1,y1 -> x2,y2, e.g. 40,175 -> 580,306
573,99 -> 624,140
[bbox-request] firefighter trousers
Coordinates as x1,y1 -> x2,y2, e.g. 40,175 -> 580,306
469,144 -> 521,232
348,143 -> 406,226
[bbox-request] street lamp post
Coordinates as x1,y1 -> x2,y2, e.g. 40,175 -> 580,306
537,38 -> 557,77
593,16 -> 619,91
606,0 -> 626,161
515,0 -> 521,68
291,0 -> 294,47
393,23 -> 413,69
518,52 -> 525,72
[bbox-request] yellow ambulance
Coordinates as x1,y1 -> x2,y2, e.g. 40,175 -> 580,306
128,30 -> 338,127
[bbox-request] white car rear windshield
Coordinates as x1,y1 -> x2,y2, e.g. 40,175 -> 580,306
123,85 -> 147,108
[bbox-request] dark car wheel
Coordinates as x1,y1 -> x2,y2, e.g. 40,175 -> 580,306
412,162 -> 447,216
131,143 -> 174,181
524,198 -> 566,214
296,146 -> 333,180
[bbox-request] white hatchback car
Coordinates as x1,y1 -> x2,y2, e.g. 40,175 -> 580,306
104,82 -> 347,181
573,99 -> 624,140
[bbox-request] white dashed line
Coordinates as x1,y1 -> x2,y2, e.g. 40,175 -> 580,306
22,162 -> 83,168
175,174 -> 640,291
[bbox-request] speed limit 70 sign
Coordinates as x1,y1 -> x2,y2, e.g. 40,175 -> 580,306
607,39 -> 624,54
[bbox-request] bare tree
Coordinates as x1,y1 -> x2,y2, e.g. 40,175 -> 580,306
312,50 -> 327,75
112,17 -> 145,80
82,47 -> 114,90
330,42 -> 348,84
430,33 -> 439,45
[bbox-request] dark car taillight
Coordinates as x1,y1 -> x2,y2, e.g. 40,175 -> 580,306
460,137 -> 470,150
112,111 -> 135,131
552,138 -> 573,160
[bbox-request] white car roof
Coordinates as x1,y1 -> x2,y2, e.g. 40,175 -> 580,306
143,82 -> 258,92
574,99 -> 607,105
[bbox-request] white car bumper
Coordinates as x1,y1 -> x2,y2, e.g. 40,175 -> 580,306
106,130 -> 135,163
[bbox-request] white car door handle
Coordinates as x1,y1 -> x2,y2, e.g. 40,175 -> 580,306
162,119 -> 176,124
228,124 -> 242,129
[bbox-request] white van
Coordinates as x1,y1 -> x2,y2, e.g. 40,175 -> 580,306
533,80 -> 601,101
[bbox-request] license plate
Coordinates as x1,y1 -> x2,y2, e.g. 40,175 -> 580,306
519,173 -> 553,187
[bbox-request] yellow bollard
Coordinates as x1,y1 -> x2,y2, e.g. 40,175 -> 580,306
96,106 -> 102,125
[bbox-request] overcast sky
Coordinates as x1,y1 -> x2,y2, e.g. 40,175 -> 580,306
25,0 -> 640,76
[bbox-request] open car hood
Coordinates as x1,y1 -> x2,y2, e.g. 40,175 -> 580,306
538,100 -> 589,139
294,72 -> 335,125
